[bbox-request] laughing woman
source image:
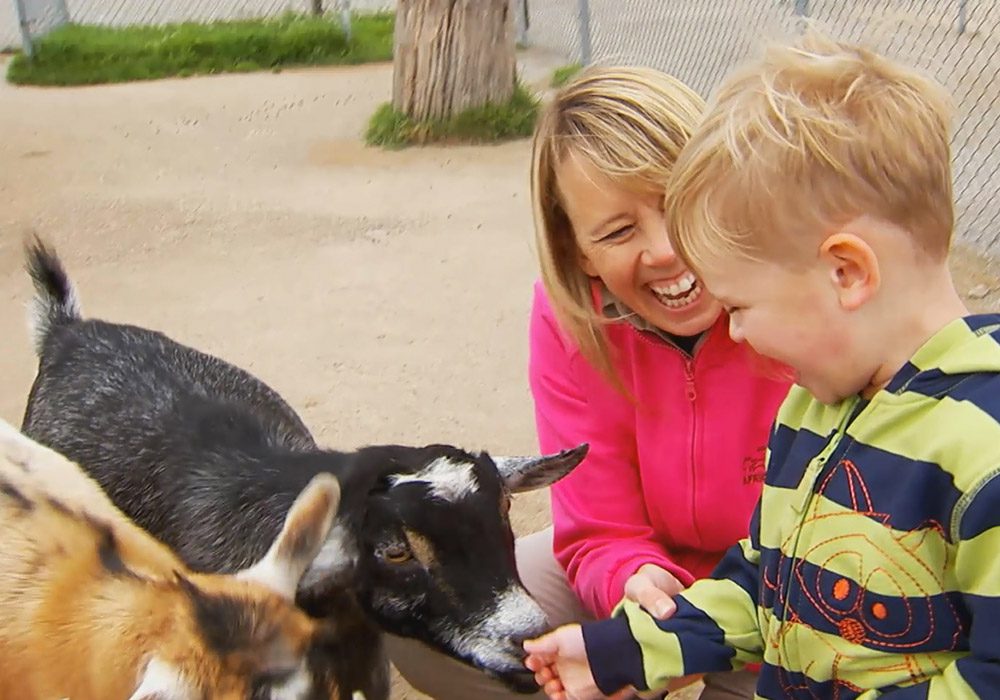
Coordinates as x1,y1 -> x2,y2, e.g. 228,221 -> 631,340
387,66 -> 791,700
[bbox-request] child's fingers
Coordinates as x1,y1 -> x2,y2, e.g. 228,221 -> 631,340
523,632 -> 560,656
543,678 -> 566,699
525,652 -> 557,671
534,664 -> 556,684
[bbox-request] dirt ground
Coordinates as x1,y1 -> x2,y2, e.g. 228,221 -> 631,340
1,51 -> 998,700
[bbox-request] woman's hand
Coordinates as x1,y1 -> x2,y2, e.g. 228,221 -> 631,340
623,563 -> 684,619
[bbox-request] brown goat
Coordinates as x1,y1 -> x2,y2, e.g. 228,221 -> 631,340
0,417 -> 349,700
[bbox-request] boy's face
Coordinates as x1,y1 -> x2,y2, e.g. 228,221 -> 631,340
698,251 -> 874,405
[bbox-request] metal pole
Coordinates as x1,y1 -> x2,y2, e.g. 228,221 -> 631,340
13,0 -> 34,59
53,0 -> 70,27
958,0 -> 969,35
340,0 -> 351,43
515,0 -> 528,47
577,0 -> 592,65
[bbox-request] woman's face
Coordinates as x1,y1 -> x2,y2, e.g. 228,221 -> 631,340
555,152 -> 723,337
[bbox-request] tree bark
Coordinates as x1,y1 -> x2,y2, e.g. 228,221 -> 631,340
393,0 -> 516,124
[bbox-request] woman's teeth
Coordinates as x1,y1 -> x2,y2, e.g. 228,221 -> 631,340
650,273 -> 701,309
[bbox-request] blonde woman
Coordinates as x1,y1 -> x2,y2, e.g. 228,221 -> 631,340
387,66 -> 790,700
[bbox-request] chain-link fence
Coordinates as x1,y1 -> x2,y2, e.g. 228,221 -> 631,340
2,0 -> 393,54
523,0 -> 1000,257
4,0 -> 997,256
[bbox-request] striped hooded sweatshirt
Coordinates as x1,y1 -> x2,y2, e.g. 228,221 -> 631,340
584,314 -> 1000,698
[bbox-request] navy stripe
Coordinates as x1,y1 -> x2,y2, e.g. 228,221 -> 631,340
885,360 -> 922,394
767,424 -> 829,490
708,538 -> 761,605
962,314 -> 1000,333
908,370 -> 1000,429
897,367 -> 976,398
655,597 -> 735,673
952,654 -> 1000,695
959,473 -> 1000,539
748,500 -> 762,552
758,545 -> 797,615
758,548 -> 970,655
813,442 -> 962,541
583,615 -> 648,693
963,593 -> 1000,663
756,664 -> 924,699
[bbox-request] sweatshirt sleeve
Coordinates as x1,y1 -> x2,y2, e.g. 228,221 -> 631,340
581,506 -> 766,694
527,282 -> 694,618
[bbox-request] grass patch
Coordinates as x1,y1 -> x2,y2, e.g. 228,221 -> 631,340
365,84 -> 540,149
550,62 -> 582,88
6,12 -> 394,86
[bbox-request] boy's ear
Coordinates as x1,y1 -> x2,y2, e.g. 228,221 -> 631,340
820,232 -> 880,311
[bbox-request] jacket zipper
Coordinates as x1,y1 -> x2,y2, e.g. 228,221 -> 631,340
685,358 -> 701,543
631,320 -> 720,546
776,395 -> 865,671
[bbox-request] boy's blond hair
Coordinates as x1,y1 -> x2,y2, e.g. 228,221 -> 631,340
666,29 -> 955,275
531,65 -> 705,379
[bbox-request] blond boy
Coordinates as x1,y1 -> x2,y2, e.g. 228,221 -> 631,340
524,30 -> 1000,700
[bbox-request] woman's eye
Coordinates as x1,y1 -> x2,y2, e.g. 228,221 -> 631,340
604,225 -> 633,241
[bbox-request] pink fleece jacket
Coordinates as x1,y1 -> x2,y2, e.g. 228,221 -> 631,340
528,280 -> 791,618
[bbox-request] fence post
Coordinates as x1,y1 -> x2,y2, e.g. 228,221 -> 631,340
958,0 -> 968,34
339,0 -> 351,42
53,0 -> 70,26
13,0 -> 34,59
515,0 -> 529,47
794,0 -> 809,17
577,0 -> 592,65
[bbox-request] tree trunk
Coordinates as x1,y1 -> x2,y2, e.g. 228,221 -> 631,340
393,0 -> 516,123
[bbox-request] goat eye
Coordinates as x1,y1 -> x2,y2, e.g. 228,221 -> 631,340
382,543 -> 413,564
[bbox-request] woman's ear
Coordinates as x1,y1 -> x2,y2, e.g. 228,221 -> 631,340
820,231 -> 881,311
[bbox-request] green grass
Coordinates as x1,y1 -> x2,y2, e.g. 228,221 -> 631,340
550,62 -> 582,88
365,84 -> 540,148
6,12 -> 394,86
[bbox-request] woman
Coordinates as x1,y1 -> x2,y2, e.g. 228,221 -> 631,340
387,66 -> 791,700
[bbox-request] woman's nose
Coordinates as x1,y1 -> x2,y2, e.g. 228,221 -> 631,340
640,224 -> 677,267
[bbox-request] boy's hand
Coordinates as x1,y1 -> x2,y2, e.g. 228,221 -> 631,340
523,625 -> 634,700
624,564 -> 683,619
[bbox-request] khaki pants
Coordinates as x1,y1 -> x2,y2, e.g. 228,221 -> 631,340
385,527 -> 758,699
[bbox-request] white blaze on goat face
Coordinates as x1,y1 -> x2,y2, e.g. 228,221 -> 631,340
128,658 -> 192,700
440,586 -> 548,670
389,457 -> 479,502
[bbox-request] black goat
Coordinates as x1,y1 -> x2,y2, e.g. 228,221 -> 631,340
19,238 -> 588,700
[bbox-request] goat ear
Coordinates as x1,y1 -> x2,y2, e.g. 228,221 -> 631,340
492,443 -> 589,493
128,657 -> 191,700
237,472 -> 341,599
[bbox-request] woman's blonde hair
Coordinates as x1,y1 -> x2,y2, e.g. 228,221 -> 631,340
530,65 -> 706,381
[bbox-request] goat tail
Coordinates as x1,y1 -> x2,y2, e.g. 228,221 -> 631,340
24,234 -> 82,355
